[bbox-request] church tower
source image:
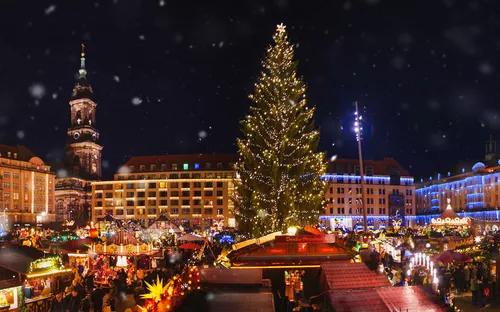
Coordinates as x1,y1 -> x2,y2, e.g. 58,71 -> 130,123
65,45 -> 103,180
485,135 -> 498,163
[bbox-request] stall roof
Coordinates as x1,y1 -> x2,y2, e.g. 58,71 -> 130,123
322,262 -> 391,290
329,287 -> 445,312
208,292 -> 274,312
106,231 -> 141,245
0,250 -> 33,274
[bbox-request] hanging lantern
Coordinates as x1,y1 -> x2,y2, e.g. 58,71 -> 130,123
89,228 -> 98,239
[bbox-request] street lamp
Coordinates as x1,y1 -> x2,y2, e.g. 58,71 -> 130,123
354,102 -> 368,231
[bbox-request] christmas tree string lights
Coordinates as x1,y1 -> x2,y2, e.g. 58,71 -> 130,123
235,23 -> 327,237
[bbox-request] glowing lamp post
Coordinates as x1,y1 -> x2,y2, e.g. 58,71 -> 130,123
354,102 -> 367,231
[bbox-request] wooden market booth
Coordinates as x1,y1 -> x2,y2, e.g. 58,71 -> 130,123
0,247 -> 71,310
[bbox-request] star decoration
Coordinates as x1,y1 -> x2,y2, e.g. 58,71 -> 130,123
277,23 -> 286,34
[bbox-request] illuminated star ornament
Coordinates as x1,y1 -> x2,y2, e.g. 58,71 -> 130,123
276,23 -> 286,34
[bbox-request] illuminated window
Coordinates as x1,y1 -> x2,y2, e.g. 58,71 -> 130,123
194,163 -> 200,170
183,163 -> 189,170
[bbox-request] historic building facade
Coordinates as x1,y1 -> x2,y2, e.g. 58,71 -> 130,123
0,145 -> 55,227
415,138 -> 500,225
91,154 -> 237,230
55,46 -> 102,224
90,155 -> 414,230
320,158 -> 416,229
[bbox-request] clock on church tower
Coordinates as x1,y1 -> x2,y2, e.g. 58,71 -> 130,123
65,45 -> 103,180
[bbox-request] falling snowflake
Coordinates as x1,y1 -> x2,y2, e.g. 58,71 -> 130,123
198,130 -> 208,139
56,169 -> 68,178
16,130 -> 25,139
206,292 -> 215,301
52,93 -> 58,100
218,41 -> 224,48
118,166 -> 131,174
330,155 -> 338,162
113,75 -> 120,83
139,34 -> 146,40
131,97 -> 142,106
102,160 -> 110,169
159,0 -> 165,6
29,83 -> 46,99
44,5 -> 56,15
479,62 -> 494,75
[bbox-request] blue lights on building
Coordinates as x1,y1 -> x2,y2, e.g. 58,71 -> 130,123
415,210 -> 500,225
320,174 -> 414,184
417,169 -> 500,213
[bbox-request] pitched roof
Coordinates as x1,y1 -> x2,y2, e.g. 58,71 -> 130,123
0,145 -> 38,162
208,292 -> 274,312
329,287 -> 445,312
327,157 -> 410,176
438,208 -> 460,220
106,231 -> 140,245
322,262 -> 391,290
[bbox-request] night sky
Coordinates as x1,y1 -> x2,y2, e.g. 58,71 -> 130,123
1,0 -> 499,180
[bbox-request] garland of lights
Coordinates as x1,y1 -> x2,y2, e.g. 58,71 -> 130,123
234,23 -> 327,237
28,256 -> 65,274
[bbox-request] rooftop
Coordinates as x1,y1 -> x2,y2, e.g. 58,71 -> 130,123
327,157 -> 410,176
0,145 -> 40,163
120,154 -> 238,173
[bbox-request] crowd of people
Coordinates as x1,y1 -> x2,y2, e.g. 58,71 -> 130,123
436,262 -> 494,309
49,262 -> 193,312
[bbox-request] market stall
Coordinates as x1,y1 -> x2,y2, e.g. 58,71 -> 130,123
0,250 -> 71,303
431,199 -> 470,228
89,230 -> 158,286
0,266 -> 22,311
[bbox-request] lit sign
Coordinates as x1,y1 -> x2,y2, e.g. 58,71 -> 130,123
275,235 -> 325,244
430,217 -> 470,226
29,257 -> 64,274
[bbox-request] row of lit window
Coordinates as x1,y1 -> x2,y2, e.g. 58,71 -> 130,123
95,207 -> 224,216
328,198 -> 387,205
96,181 -> 226,191
131,162 -> 231,172
330,187 -> 413,196
95,198 -> 225,207
96,189 -> 225,199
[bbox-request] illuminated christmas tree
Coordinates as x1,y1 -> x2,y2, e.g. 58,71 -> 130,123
235,23 -> 327,237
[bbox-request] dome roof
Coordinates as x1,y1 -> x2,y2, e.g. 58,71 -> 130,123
472,162 -> 486,172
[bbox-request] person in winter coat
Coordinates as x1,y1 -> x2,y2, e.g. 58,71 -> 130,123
471,277 -> 479,304
463,265 -> 470,292
50,292 -> 66,312
66,289 -> 81,312
91,285 -> 106,312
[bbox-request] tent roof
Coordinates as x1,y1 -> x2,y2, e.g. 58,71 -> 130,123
438,208 -> 460,220
106,231 -> 141,245
329,287 -> 445,311
178,233 -> 204,241
322,262 -> 391,290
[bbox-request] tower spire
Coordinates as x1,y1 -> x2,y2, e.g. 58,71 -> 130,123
79,44 -> 87,79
